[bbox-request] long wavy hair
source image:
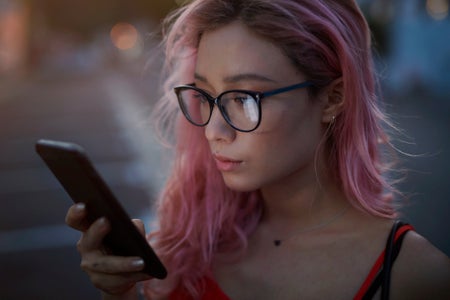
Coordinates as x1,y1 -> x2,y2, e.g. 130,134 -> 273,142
146,0 -> 399,298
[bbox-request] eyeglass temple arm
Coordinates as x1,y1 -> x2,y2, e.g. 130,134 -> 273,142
262,81 -> 313,98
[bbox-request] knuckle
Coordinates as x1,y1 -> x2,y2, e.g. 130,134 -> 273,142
90,274 -> 104,290
76,238 -> 84,253
65,205 -> 89,231
65,206 -> 79,225
80,259 -> 89,271
79,261 -> 84,272
65,214 -> 76,228
81,258 -> 101,272
64,213 -> 71,225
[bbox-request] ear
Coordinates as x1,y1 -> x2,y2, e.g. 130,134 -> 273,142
321,78 -> 345,123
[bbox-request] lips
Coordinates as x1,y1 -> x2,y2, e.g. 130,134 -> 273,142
213,154 -> 243,172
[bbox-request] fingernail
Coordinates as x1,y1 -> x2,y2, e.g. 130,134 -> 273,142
131,259 -> 145,268
75,203 -> 85,211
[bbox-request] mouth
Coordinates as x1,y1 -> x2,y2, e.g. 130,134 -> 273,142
213,154 -> 243,172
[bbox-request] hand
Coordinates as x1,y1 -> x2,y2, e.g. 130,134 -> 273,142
65,203 -> 152,296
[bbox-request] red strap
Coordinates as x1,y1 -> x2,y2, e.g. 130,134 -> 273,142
353,224 -> 414,300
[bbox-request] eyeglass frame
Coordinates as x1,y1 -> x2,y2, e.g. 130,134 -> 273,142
174,81 -> 313,132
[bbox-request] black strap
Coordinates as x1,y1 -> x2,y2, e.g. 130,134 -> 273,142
381,220 -> 404,299
362,221 -> 410,300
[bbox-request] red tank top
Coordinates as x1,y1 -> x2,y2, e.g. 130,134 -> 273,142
169,222 -> 413,300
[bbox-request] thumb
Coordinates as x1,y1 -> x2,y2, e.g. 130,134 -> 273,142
132,219 -> 146,236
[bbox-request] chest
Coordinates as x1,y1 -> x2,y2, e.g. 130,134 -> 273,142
213,234 -> 384,300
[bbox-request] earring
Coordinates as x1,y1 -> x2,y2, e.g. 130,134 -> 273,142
331,115 -> 336,124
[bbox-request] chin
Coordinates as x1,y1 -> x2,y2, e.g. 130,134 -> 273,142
222,175 -> 261,193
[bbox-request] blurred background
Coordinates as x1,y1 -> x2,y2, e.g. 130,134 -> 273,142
0,0 -> 449,298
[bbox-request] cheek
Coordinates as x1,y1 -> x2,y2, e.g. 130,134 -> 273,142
248,105 -> 324,182
255,99 -> 321,140
275,105 -> 324,160
253,101 -> 287,133
218,102 -> 325,192
254,97 -> 318,133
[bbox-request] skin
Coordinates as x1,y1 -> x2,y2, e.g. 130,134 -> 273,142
66,21 -> 450,299
65,203 -> 151,300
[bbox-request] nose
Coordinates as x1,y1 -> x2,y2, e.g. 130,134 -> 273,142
204,106 -> 236,143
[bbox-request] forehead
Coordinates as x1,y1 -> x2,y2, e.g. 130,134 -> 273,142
196,21 -> 301,83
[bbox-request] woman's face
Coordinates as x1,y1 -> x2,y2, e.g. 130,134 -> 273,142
195,21 -> 327,192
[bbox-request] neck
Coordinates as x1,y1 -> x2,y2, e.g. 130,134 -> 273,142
259,169 -> 349,230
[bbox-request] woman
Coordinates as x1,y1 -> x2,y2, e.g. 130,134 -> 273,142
66,0 -> 450,299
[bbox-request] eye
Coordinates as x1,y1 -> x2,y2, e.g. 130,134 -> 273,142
195,93 -> 209,103
186,90 -> 209,104
234,95 -> 252,104
224,92 -> 253,104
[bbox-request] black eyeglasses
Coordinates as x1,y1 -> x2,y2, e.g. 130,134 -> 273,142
174,81 -> 313,132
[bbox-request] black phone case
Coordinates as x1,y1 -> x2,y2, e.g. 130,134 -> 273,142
35,139 -> 167,279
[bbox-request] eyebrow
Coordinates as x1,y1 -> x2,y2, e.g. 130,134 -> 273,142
194,72 -> 277,84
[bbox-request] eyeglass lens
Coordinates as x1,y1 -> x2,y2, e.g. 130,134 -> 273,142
177,88 -> 260,131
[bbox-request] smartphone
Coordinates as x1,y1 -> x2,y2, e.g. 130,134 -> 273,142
35,139 -> 167,279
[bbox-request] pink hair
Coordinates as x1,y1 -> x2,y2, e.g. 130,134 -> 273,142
146,0 -> 399,297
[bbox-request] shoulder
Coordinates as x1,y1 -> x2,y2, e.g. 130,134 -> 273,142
391,229 -> 450,299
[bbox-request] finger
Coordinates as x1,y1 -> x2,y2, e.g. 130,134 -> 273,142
65,203 -> 90,231
90,271 -> 151,295
81,255 -> 147,274
132,219 -> 145,236
77,217 -> 110,252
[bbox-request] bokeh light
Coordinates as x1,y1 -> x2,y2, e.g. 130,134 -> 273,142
426,0 -> 449,20
110,22 -> 139,50
0,3 -> 28,74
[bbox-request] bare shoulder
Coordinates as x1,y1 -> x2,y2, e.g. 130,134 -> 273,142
392,230 -> 450,299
